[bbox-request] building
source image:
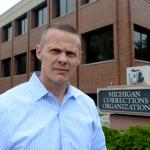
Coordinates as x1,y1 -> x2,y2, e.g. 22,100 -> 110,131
0,0 -> 150,130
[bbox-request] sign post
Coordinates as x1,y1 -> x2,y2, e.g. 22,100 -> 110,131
97,87 -> 150,116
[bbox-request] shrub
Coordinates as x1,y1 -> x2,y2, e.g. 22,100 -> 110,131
103,126 -> 150,150
102,126 -> 121,150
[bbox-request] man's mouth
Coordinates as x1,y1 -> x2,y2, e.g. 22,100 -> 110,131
54,68 -> 69,74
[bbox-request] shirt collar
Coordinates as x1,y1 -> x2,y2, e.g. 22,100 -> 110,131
29,72 -> 49,102
28,72 -> 81,102
67,83 -> 81,100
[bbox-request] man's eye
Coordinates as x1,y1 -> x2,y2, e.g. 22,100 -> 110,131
49,49 -> 61,54
66,52 -> 77,57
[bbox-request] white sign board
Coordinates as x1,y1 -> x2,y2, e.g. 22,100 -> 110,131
127,66 -> 150,85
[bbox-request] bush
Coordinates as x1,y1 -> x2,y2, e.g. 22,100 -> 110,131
102,126 -> 121,150
103,126 -> 150,150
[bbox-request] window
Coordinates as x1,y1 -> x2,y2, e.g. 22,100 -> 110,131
17,16 -> 28,35
3,24 -> 12,41
35,5 -> 48,27
2,58 -> 11,77
15,53 -> 26,75
88,93 -> 97,105
134,25 -> 150,61
55,0 -> 75,17
84,25 -> 114,64
31,50 -> 41,71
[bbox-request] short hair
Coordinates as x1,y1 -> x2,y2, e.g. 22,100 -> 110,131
40,23 -> 80,48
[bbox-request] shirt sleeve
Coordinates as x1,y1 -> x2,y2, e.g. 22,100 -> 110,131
0,109 -> 7,150
91,114 -> 107,150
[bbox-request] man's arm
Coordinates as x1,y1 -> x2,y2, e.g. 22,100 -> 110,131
91,114 -> 107,150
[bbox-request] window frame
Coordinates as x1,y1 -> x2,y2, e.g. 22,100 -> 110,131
1,58 -> 11,77
134,25 -> 150,62
34,4 -> 48,28
83,25 -> 114,64
15,53 -> 27,75
31,50 -> 41,72
17,15 -> 28,35
55,0 -> 76,17
3,24 -> 12,42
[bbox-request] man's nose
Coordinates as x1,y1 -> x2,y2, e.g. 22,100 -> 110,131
58,52 -> 68,65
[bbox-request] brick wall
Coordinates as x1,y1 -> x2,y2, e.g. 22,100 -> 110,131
0,0 -> 150,93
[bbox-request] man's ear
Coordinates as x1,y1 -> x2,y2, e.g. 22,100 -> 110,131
36,44 -> 42,61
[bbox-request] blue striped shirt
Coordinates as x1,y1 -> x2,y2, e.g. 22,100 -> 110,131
0,72 -> 106,150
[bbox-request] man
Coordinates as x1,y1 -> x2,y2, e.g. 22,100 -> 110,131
0,24 -> 106,150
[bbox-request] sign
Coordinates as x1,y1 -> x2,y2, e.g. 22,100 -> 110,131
127,66 -> 150,85
97,88 -> 150,116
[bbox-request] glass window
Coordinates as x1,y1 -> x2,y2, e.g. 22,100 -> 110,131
2,58 -> 11,77
60,0 -> 66,16
43,7 -> 48,25
15,53 -> 26,75
88,93 -> 97,105
38,9 -> 43,26
8,26 -> 12,41
56,0 -> 75,17
84,25 -> 114,64
3,25 -> 12,41
35,6 -> 48,27
18,16 -> 28,35
134,25 -> 150,61
67,0 -> 75,13
24,17 -> 28,33
31,50 -> 41,71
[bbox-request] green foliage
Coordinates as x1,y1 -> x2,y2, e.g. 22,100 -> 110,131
102,126 -> 121,150
103,126 -> 150,150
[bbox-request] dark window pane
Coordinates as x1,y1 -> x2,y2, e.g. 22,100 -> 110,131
88,93 -> 97,105
32,50 -> 41,71
2,58 -> 11,77
84,25 -> 114,63
18,16 -> 27,35
134,25 -> 150,61
18,20 -> 21,35
85,0 -> 90,4
15,54 -> 26,75
142,34 -> 147,49
3,25 -> 12,41
35,6 -> 47,27
134,31 -> 141,50
56,0 -> 75,17
55,0 -> 60,17
35,57 -> 41,71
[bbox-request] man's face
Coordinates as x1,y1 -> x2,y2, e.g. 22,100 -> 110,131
36,29 -> 81,85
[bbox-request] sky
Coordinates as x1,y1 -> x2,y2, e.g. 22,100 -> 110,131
0,0 -> 21,15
